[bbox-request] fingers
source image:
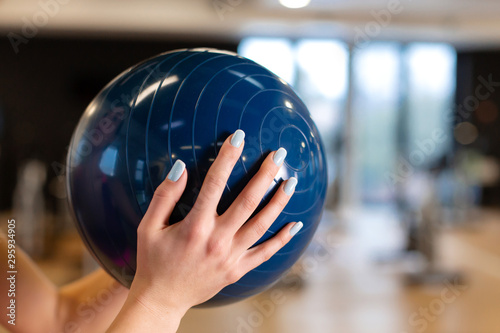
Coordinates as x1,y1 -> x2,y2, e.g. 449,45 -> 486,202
191,129 -> 245,216
233,177 -> 297,252
139,160 -> 187,231
239,221 -> 303,272
221,147 -> 287,232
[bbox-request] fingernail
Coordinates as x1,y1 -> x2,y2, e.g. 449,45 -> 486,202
273,148 -> 287,166
230,129 -> 245,148
284,177 -> 297,195
289,221 -> 303,236
167,160 -> 185,182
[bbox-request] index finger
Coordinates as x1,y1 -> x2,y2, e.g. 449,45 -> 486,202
191,129 -> 245,216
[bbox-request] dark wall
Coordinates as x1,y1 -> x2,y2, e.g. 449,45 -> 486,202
456,50 -> 500,206
0,36 -> 238,210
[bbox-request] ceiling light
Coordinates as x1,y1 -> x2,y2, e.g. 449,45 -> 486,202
279,0 -> 311,9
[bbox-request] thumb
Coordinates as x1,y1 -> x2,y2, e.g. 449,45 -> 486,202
139,160 -> 187,231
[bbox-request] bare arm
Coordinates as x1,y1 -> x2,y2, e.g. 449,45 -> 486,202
58,268 -> 128,332
0,232 -> 128,332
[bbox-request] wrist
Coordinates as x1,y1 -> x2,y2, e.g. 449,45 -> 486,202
128,279 -> 190,318
107,291 -> 186,333
130,289 -> 188,320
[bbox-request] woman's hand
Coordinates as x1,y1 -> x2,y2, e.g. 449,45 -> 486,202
107,129 -> 301,332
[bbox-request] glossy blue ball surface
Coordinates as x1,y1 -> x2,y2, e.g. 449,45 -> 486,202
67,48 -> 327,306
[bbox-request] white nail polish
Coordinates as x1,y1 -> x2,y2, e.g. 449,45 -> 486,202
284,177 -> 298,195
289,221 -> 303,236
167,160 -> 185,182
273,148 -> 287,166
230,129 -> 245,148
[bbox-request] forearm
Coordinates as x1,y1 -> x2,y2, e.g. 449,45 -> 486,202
58,269 -> 129,332
0,230 -> 128,332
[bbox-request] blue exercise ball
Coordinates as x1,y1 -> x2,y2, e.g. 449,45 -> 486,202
66,48 -> 327,306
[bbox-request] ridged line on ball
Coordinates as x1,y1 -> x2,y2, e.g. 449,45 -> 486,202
145,51 -> 202,193
191,63 -> 262,183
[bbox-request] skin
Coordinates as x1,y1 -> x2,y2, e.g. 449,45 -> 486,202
0,131 -> 296,332
0,234 -> 129,332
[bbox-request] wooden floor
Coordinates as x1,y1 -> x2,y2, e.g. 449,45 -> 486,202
177,208 -> 500,333
2,207 -> 500,333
